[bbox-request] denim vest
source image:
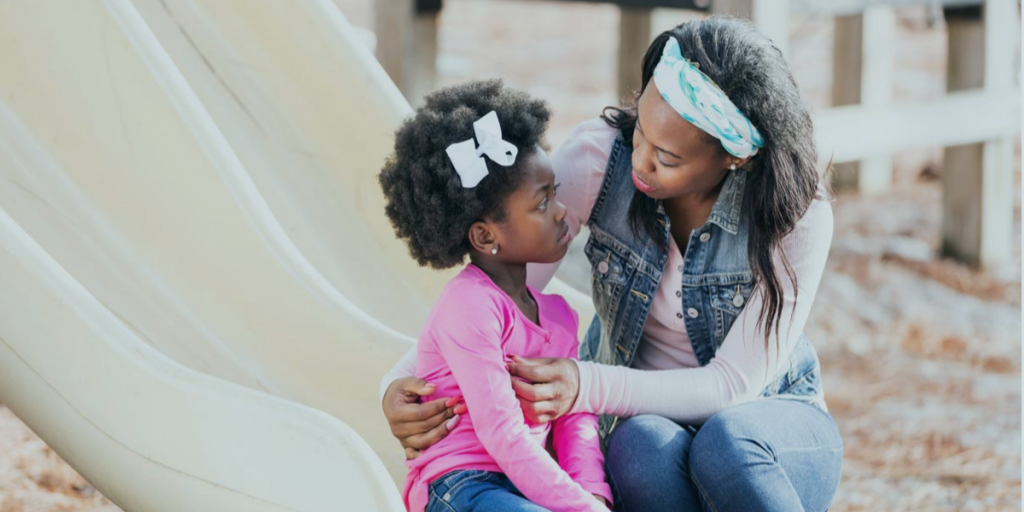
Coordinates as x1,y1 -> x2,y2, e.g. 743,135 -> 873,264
579,135 -> 824,437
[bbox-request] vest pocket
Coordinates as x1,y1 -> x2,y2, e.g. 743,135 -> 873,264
584,232 -> 634,319
708,278 -> 755,343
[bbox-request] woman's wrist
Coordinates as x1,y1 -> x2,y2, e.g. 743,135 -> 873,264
567,359 -> 588,415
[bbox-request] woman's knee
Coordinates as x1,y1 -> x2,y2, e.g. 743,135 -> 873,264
607,415 -> 694,487
690,402 -> 775,478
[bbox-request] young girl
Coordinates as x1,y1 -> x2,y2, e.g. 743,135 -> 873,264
378,80 -> 612,512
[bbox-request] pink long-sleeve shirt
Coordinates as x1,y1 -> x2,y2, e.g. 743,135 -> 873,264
403,264 -> 612,512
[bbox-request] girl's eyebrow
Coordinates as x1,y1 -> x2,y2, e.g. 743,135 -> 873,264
637,119 -> 683,160
534,183 -> 550,198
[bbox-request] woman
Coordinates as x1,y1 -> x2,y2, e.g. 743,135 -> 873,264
381,16 -> 843,512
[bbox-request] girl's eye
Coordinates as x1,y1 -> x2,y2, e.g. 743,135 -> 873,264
539,197 -> 548,210
553,183 -> 561,196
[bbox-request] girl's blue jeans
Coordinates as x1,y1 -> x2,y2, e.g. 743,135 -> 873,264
606,398 -> 844,512
426,470 -> 553,512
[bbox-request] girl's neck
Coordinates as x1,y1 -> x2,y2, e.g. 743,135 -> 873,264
469,256 -> 532,304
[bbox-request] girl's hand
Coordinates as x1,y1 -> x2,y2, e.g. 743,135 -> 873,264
592,494 -> 611,509
506,356 -> 580,424
381,377 -> 466,460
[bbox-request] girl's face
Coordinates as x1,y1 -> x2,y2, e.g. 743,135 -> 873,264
631,81 -> 737,200
487,147 -> 571,265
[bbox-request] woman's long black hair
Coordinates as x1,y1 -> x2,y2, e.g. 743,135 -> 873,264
602,16 -> 824,351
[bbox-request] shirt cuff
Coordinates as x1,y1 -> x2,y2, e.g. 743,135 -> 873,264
569,359 -> 594,415
579,481 -> 613,508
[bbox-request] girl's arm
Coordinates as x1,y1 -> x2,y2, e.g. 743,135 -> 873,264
551,412 -> 612,505
433,290 -> 606,512
570,199 -> 834,424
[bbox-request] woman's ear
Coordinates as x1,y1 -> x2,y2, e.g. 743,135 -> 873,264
467,221 -> 499,255
728,156 -> 752,170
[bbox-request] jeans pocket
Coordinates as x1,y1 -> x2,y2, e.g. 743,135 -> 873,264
428,469 -> 493,510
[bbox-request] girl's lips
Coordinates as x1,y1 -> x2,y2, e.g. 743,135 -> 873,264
632,170 -> 656,194
558,225 -> 571,244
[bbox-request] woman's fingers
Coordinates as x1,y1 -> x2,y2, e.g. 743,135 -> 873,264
511,378 -> 557,402
392,376 -> 436,401
403,414 -> 459,452
507,356 -> 560,383
391,397 -> 453,438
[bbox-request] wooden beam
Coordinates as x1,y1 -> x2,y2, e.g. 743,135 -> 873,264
815,88 -> 1021,163
617,6 -> 653,102
789,0 -> 982,17
940,0 -> 1017,269
712,0 -> 791,58
830,6 -> 896,195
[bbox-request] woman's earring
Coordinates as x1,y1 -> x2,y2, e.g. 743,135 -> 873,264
491,246 -> 498,255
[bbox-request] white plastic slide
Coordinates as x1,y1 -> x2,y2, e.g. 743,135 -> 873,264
0,0 -> 594,510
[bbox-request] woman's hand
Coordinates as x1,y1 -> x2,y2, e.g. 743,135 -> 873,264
506,356 -> 580,424
381,377 -> 467,460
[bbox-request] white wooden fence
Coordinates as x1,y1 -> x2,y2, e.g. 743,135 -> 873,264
374,0 -> 1021,270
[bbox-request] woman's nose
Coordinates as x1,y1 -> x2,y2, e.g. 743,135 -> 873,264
632,142 -> 653,175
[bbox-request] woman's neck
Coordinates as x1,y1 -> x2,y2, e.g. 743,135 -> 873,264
663,181 -> 723,232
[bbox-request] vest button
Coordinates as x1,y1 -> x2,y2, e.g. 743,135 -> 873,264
699,232 -> 711,243
733,294 -> 745,307
687,308 -> 699,318
597,261 -> 609,274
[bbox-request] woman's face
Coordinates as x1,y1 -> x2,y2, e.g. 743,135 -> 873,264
631,81 -> 736,200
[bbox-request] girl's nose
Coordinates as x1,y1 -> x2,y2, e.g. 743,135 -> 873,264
553,197 -> 568,224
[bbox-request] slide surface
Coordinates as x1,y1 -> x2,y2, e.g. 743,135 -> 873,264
0,0 -> 594,510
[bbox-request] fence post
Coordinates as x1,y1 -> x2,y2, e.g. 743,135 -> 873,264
375,0 -> 440,107
831,6 -> 896,195
617,7 -> 654,102
712,0 -> 790,58
941,2 -> 1016,269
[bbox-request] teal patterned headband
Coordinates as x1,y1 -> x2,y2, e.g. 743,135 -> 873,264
652,37 -> 764,159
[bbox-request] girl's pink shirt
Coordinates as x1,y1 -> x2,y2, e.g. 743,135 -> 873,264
403,265 -> 611,512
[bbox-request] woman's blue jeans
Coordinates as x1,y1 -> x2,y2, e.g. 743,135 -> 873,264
606,399 -> 843,512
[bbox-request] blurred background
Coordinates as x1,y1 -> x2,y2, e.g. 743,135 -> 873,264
0,1 -> 1020,511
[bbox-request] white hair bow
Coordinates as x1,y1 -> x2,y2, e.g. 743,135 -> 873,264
445,111 -> 518,188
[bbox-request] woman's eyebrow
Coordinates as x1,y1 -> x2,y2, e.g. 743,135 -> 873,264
637,119 -> 682,159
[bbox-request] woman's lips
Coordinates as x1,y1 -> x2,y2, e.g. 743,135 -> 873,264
632,170 -> 656,194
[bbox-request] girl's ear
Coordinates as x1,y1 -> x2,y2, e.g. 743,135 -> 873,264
467,221 -> 499,254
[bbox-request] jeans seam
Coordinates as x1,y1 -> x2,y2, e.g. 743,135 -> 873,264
428,487 -> 458,512
690,472 -> 720,512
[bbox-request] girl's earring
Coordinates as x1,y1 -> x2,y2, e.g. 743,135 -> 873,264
730,163 -> 737,171
491,246 -> 498,255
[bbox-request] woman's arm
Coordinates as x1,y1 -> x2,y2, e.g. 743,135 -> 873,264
380,347 -> 465,459
513,199 -> 834,425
